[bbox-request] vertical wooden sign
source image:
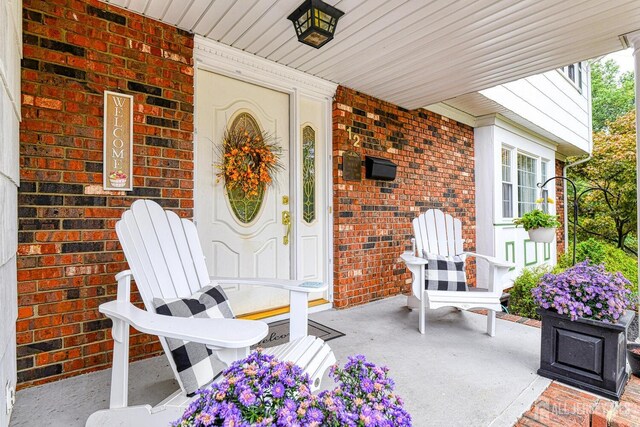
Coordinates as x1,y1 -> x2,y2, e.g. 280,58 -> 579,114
103,91 -> 133,191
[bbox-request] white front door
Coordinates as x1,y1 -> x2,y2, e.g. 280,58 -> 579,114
196,70 -> 291,315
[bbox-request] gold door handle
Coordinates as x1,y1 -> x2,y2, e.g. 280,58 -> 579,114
282,211 -> 291,245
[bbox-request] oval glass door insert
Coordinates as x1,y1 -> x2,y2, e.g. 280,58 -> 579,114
226,112 -> 265,224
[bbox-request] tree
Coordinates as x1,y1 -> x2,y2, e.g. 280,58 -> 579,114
569,111 -> 637,252
590,59 -> 635,132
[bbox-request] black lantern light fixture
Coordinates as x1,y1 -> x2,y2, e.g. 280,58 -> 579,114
287,0 -> 344,49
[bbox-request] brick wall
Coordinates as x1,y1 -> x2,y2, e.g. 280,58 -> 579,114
0,0 -> 22,421
332,86 -> 476,308
555,160 -> 566,255
17,0 -> 194,387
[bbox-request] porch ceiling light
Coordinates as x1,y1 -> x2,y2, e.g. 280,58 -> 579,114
287,0 -> 344,49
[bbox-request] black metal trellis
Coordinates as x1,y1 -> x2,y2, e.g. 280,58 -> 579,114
538,176 -> 617,266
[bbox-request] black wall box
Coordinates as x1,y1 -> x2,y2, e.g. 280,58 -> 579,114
365,156 -> 397,181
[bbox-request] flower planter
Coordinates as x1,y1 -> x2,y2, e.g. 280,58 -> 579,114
628,343 -> 640,378
527,227 -> 556,243
109,178 -> 127,188
537,308 -> 635,400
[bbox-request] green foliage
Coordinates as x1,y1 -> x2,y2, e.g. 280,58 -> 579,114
568,110 -> 637,251
510,239 -> 638,320
590,59 -> 635,132
558,238 -> 606,267
558,239 -> 637,291
512,209 -> 561,231
602,245 -> 638,292
508,267 -> 549,320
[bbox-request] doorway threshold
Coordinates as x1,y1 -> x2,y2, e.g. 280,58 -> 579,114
238,299 -> 331,321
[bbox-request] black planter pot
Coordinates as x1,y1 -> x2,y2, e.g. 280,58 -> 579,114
537,308 -> 635,400
628,343 -> 640,378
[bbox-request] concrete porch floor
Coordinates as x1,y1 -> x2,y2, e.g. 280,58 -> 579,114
10,295 -> 549,427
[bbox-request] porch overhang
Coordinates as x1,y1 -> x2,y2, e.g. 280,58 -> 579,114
102,0 -> 640,109
425,94 -> 590,158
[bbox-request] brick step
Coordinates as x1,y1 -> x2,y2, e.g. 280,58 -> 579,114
516,376 -> 640,427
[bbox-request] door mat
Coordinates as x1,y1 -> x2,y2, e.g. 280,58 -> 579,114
252,319 -> 345,350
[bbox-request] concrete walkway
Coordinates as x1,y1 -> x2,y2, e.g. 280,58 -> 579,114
10,295 -> 549,427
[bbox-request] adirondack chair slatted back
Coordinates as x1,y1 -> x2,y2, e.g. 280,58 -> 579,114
412,209 -> 464,257
116,200 -> 210,309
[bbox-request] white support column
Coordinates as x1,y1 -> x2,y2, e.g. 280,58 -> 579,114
627,31 -> 640,342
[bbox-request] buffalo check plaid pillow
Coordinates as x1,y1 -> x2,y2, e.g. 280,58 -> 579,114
423,252 -> 468,292
153,284 -> 234,395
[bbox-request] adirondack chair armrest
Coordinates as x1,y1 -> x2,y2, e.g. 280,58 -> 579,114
210,277 -> 328,294
463,252 -> 513,294
399,252 -> 428,266
399,252 -> 428,300
100,300 -> 268,348
462,252 -> 514,269
209,277 -> 326,341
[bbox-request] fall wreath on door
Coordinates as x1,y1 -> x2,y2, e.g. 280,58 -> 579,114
216,112 -> 283,223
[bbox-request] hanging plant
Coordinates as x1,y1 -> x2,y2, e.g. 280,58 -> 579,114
216,124 -> 284,198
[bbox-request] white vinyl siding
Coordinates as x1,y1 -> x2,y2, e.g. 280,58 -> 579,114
517,154 -> 537,216
480,64 -> 591,155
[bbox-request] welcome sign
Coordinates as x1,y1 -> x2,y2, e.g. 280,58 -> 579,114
103,91 -> 133,191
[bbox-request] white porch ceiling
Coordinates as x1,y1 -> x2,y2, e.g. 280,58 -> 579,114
103,0 -> 640,109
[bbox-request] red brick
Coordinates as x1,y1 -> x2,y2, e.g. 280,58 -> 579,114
18,307 -> 34,319
34,231 -> 81,242
591,400 -> 615,427
333,86 -> 475,308
620,375 -> 640,405
610,401 -> 640,427
34,97 -> 63,110
35,348 -> 82,366
18,0 -> 194,388
17,244 -> 61,256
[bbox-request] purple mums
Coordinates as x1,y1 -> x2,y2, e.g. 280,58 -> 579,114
173,351 -> 412,427
532,261 -> 634,323
319,354 -> 411,426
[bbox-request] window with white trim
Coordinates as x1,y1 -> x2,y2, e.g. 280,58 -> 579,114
501,148 -> 513,218
559,62 -> 583,92
517,154 -> 537,217
540,160 -> 549,213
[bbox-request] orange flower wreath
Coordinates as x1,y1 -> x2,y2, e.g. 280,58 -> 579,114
216,126 -> 283,197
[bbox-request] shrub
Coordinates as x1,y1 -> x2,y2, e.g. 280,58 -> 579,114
558,238 -> 637,291
558,238 -> 606,267
602,245 -> 638,291
508,267 -> 548,320
532,261 -> 634,323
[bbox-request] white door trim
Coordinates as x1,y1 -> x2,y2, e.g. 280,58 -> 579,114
193,36 -> 337,303
194,36 -> 338,99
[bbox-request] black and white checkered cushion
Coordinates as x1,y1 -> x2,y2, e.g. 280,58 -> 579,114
153,284 -> 234,395
423,252 -> 468,292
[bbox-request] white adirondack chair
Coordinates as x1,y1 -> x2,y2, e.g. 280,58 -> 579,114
86,200 -> 336,426
400,209 -> 513,336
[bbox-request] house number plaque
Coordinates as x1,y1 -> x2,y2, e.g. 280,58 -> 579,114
342,150 -> 362,181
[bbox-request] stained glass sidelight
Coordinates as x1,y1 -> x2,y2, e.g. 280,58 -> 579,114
302,126 -> 316,223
